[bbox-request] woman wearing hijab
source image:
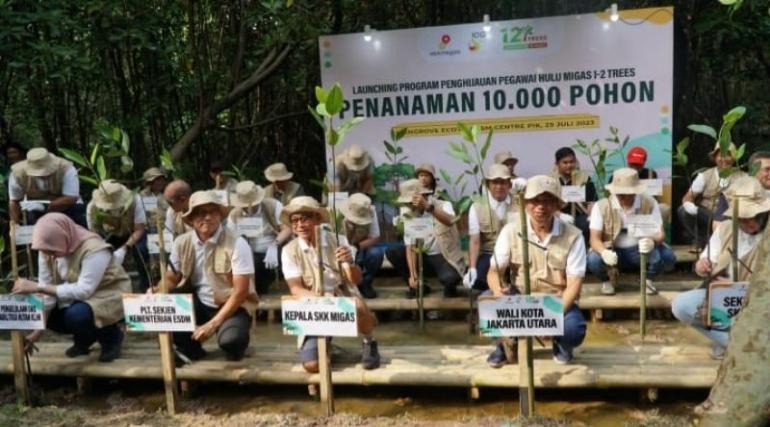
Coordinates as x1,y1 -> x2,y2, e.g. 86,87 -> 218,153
12,213 -> 131,362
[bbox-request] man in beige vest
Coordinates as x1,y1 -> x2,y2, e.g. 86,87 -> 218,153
672,176 -> 769,359
486,175 -> 587,366
87,180 -> 149,291
163,191 -> 257,362
386,179 -> 466,298
339,193 -> 382,299
493,150 -> 519,178
280,196 -> 380,372
8,147 -> 87,227
465,164 -> 517,291
415,163 -> 439,193
679,142 -> 746,247
587,168 -> 676,295
227,181 -> 292,295
139,167 -> 170,232
163,179 -> 193,238
550,147 -> 597,241
264,162 -> 304,205
335,144 -> 375,196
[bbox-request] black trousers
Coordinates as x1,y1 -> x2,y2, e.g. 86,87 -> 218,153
386,243 -> 462,290
172,294 -> 252,360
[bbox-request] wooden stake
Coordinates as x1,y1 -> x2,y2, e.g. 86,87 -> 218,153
21,211 -> 34,278
415,238 -> 424,332
640,252 -> 648,340
156,215 -> 179,415
731,197 -> 739,281
516,193 -> 535,417
314,225 -> 334,415
9,221 -> 31,405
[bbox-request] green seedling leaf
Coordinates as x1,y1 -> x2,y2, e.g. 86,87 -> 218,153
308,105 -> 326,129
687,124 -> 717,140
326,128 -> 340,146
325,83 -> 344,115
481,129 -> 493,159
315,86 -> 328,103
96,156 -> 107,180
722,105 -> 746,123
316,103 -> 330,118
458,122 -> 473,142
59,148 -> 89,168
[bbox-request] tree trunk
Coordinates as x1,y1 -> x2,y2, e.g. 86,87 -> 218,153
700,225 -> 770,427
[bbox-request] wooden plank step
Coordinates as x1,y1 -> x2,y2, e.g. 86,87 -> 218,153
0,342 -> 718,389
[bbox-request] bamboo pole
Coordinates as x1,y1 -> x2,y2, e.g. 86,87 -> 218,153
21,211 -> 34,278
731,197 -> 739,281
314,225 -> 334,415
415,238 -> 424,332
9,221 -> 31,405
570,171 -> 577,218
156,214 -> 179,414
516,193 -> 535,417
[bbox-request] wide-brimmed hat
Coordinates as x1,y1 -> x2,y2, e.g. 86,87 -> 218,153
182,190 -> 230,223
723,176 -> 770,218
264,162 -> 293,182
341,144 -> 371,172
279,196 -> 330,226
142,167 -> 167,183
230,180 -> 266,208
92,180 -> 134,211
605,168 -> 645,195
396,178 -> 432,204
484,164 -> 512,181
414,163 -> 436,178
494,150 -> 518,165
25,148 -> 58,177
524,175 -> 564,203
709,142 -> 738,159
339,193 -> 374,226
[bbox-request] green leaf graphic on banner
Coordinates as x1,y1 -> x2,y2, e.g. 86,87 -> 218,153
25,295 -> 43,310
283,320 -> 303,335
337,297 -> 355,314
175,295 -> 192,313
543,296 -> 563,314
126,318 -> 144,331
479,325 -> 503,338
710,308 -> 731,327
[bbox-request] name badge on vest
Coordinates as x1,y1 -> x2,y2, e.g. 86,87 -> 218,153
14,225 -> 34,246
141,196 -> 159,213
626,214 -> 659,238
641,179 -> 663,197
237,217 -> 263,238
561,185 -> 585,203
405,216 -> 434,241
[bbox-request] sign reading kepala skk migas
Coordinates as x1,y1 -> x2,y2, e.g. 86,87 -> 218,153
319,7 -> 673,194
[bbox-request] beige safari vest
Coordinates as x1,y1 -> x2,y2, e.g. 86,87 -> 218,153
550,169 -> 590,186
283,231 -> 361,297
265,181 -> 304,205
344,220 -> 370,246
228,199 -> 281,235
335,161 -> 375,195
506,215 -> 582,294
50,238 -> 131,328
473,197 -> 518,253
172,228 -> 258,312
91,198 -> 136,238
431,213 -> 466,276
698,168 -> 747,212
11,157 -> 72,200
595,195 -> 655,246
169,209 -> 189,238
712,220 -> 760,282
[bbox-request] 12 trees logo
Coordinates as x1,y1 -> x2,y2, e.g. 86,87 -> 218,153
501,25 -> 548,50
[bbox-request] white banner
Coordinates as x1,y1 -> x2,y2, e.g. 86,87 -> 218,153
320,8 -> 673,195
123,294 -> 196,332
478,294 -> 564,337
281,296 -> 358,337
0,295 -> 45,330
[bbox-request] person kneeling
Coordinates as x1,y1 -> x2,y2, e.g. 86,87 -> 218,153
486,176 -> 587,366
671,177 -> 768,359
13,213 -> 131,362
280,196 -> 381,373
161,191 -> 258,363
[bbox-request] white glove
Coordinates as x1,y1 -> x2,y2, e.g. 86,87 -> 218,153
263,243 -> 279,269
638,238 -> 654,254
462,268 -> 477,289
511,177 -> 527,193
683,201 -> 698,216
600,249 -> 618,266
19,200 -> 45,212
114,247 -> 127,265
559,213 -> 575,225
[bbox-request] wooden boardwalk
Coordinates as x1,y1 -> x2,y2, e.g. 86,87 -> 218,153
0,342 -> 717,389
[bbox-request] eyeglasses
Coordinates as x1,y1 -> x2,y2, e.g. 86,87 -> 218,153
290,214 -> 316,225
